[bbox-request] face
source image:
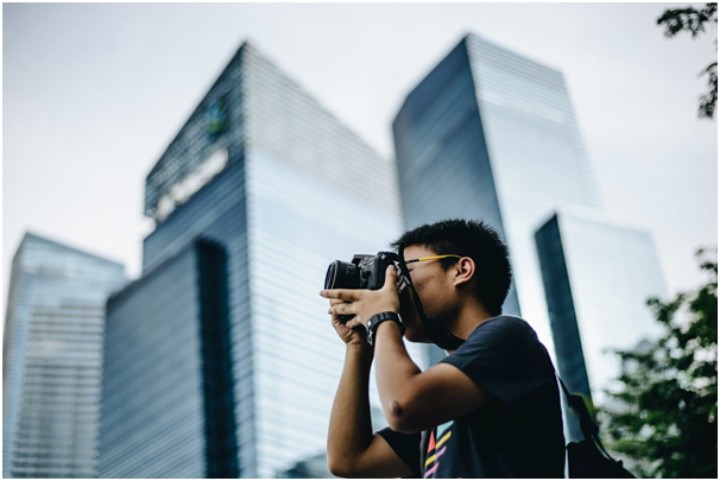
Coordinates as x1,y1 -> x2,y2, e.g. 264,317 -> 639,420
399,245 -> 459,341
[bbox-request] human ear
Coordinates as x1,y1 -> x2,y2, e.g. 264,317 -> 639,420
453,257 -> 475,287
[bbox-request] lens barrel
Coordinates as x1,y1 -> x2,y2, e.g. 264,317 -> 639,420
324,261 -> 361,289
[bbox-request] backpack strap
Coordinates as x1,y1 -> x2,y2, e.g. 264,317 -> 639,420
556,374 -> 621,459
555,375 -> 599,438
555,374 -> 635,478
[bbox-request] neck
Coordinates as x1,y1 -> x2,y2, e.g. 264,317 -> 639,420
444,295 -> 494,341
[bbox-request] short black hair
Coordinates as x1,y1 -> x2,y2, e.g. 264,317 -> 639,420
392,219 -> 512,316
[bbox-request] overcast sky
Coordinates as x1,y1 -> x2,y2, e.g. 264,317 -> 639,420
3,2 -> 717,309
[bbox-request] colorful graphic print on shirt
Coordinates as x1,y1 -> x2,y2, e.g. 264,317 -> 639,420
423,421 -> 453,478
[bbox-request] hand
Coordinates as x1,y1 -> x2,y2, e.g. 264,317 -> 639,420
328,298 -> 368,347
321,265 -> 401,331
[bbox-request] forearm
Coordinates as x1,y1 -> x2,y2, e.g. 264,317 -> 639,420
373,322 -> 423,431
374,321 -> 491,433
327,344 -> 375,472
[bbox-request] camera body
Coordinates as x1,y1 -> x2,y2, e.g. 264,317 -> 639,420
324,251 -> 397,290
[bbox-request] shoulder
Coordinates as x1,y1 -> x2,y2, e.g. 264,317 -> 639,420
474,315 -> 535,334
441,316 -> 555,404
463,315 -> 538,349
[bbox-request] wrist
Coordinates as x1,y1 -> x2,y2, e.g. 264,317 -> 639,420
366,311 -> 404,346
346,342 -> 373,363
376,319 -> 403,340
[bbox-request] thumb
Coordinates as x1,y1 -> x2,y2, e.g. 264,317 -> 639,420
383,265 -> 398,291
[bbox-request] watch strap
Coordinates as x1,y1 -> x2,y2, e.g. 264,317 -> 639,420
366,311 -> 404,346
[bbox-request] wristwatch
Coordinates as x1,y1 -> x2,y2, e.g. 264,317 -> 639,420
366,311 -> 405,346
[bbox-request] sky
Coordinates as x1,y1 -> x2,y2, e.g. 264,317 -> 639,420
3,2 -> 718,311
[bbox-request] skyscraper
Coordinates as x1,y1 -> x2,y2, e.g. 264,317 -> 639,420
392,33 -> 668,438
99,41 -> 413,478
535,208 -> 666,403
100,239 -> 237,477
392,33 -> 602,350
3,233 -> 126,478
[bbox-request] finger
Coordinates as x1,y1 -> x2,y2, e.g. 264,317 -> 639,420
320,289 -> 361,302
382,265 -> 398,292
345,318 -> 365,330
328,302 -> 356,317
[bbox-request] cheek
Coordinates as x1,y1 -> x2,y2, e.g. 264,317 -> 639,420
409,276 -> 429,297
410,279 -> 436,311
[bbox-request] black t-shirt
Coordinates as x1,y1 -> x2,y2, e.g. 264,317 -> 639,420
378,316 -> 565,478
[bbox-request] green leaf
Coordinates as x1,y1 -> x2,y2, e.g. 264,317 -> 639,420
599,247 -> 718,478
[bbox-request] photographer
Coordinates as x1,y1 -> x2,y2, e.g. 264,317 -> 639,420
320,219 -> 564,478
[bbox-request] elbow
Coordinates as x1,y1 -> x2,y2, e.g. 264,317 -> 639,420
327,452 -> 361,478
327,462 -> 364,478
326,450 -> 346,477
385,399 -> 424,433
327,458 -> 346,478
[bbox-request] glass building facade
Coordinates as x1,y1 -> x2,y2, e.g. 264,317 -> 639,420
3,233 -> 126,478
100,239 -> 236,477
100,41 -> 422,478
392,34 -> 601,350
535,208 -> 666,405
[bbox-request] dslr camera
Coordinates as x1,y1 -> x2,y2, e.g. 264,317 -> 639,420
324,251 -> 398,290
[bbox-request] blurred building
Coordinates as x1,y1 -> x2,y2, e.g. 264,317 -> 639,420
392,33 -> 602,354
535,208 -> 666,404
3,233 -> 126,478
391,33 -> 667,426
99,41 -> 413,478
100,239 -> 237,477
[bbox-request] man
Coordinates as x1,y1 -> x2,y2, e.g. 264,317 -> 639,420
320,219 -> 565,478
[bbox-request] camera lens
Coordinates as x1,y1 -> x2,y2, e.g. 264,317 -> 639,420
324,261 -> 361,289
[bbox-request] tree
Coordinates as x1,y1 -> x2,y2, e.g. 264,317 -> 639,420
657,3 -> 718,118
599,248 -> 717,478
